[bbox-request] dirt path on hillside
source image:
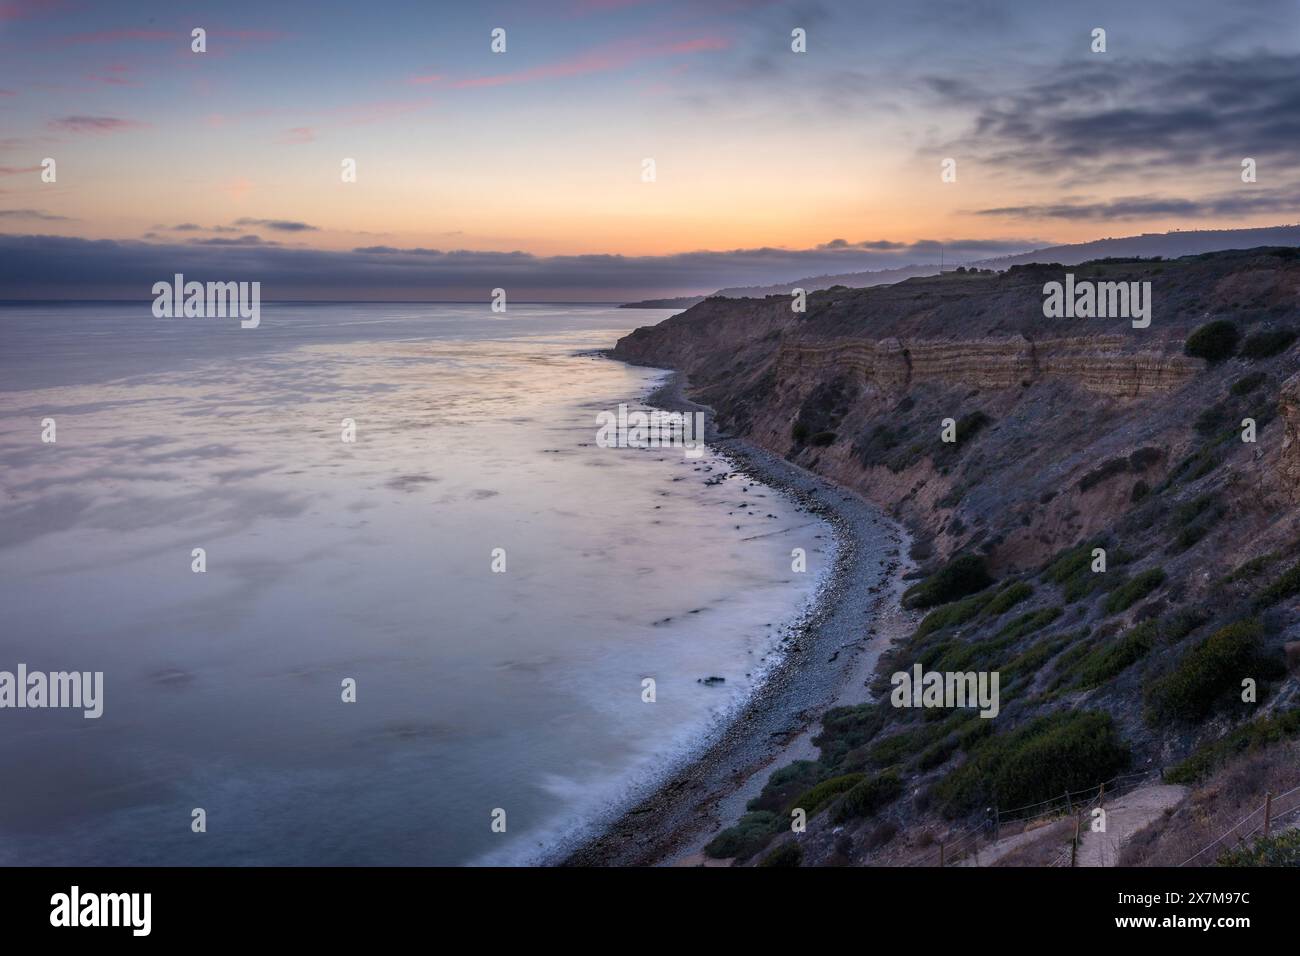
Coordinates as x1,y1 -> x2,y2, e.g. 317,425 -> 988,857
1077,784 -> 1188,867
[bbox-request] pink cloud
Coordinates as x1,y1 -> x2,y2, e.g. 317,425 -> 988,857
278,126 -> 316,144
414,34 -> 730,90
48,115 -> 146,134
86,63 -> 137,86
61,28 -> 175,44
0,0 -> 63,22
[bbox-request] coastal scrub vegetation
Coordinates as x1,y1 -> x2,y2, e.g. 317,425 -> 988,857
934,710 -> 1130,817
1184,319 -> 1240,361
1239,326 -> 1296,360
1166,708 -> 1300,784
901,554 -> 993,609
1144,620 -> 1269,723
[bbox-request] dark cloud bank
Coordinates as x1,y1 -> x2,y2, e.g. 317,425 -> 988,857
0,234 -> 1040,301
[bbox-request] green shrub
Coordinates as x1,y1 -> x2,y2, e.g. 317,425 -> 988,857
981,581 -> 1033,618
809,430 -> 837,446
831,771 -> 903,823
787,773 -> 865,816
1145,620 -> 1263,722
792,422 -> 810,443
703,810 -> 779,859
935,711 -> 1130,816
758,842 -> 803,867
1104,568 -> 1166,614
1184,320 -> 1240,362
902,554 -> 993,609
917,735 -> 961,770
1239,327 -> 1296,360
915,590 -> 995,639
1255,559 -> 1300,609
744,759 -> 823,814
813,703 -> 888,768
996,607 -> 1063,642
1166,708 -> 1300,783
1218,829 -> 1300,867
1074,620 -> 1157,688
1230,372 -> 1267,396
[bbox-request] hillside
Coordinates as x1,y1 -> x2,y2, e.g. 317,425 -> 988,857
612,246 -> 1300,866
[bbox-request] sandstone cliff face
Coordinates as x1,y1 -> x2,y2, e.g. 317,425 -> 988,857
620,249 -> 1300,866
613,249 -> 1300,572
774,336 -> 1200,398
1278,371 -> 1300,501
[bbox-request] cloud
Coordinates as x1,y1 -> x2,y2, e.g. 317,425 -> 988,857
48,115 -> 145,134
932,53 -> 1300,178
0,208 -> 73,221
0,233 -> 1044,300
277,127 -> 315,144
975,190 -> 1300,221
232,217 -> 319,232
186,235 -> 276,246
59,28 -> 175,44
416,34 -> 731,89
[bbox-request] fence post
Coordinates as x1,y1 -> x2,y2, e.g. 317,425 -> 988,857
1099,782 -> 1106,810
1071,815 -> 1080,868
1264,792 -> 1273,838
994,803 -> 1000,843
939,841 -> 945,868
1064,789 -> 1073,815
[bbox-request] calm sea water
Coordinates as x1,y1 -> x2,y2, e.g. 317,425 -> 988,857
0,303 -> 830,865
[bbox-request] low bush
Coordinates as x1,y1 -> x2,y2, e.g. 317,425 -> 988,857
1239,327 -> 1297,360
980,581 -> 1033,618
787,773 -> 865,816
1219,829 -> 1300,867
935,711 -> 1130,816
831,771 -> 903,823
1184,320 -> 1240,361
1145,620 -> 1263,722
902,554 -> 993,609
1165,709 -> 1300,783
1230,372 -> 1267,396
703,810 -> 779,859
1255,559 -> 1300,609
758,842 -> 803,867
1104,568 -> 1167,614
1073,620 -> 1157,688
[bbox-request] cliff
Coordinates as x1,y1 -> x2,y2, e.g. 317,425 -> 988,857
612,247 -> 1300,866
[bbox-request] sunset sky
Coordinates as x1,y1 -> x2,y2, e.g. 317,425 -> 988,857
2,0 -> 1298,298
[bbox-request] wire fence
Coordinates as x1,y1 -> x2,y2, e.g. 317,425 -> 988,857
907,769 -> 1159,867
1177,783 -> 1300,867
904,769 -> 1300,868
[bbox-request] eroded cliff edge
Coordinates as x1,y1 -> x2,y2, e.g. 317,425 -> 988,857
612,247 -> 1300,866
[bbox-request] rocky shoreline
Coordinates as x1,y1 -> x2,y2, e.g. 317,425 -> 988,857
559,364 -> 912,866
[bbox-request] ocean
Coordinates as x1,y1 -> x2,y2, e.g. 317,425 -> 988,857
0,302 -> 830,865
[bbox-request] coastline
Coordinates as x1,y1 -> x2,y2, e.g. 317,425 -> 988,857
560,364 -> 915,866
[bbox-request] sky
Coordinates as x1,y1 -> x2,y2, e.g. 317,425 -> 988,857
1,0 -> 1298,299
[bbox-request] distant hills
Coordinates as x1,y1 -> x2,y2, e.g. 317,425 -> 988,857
619,225 -> 1300,307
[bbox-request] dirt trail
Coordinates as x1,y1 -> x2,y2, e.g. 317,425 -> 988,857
1077,784 -> 1188,867
953,783 -> 1188,867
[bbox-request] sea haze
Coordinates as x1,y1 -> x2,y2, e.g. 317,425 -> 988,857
0,303 -> 830,865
